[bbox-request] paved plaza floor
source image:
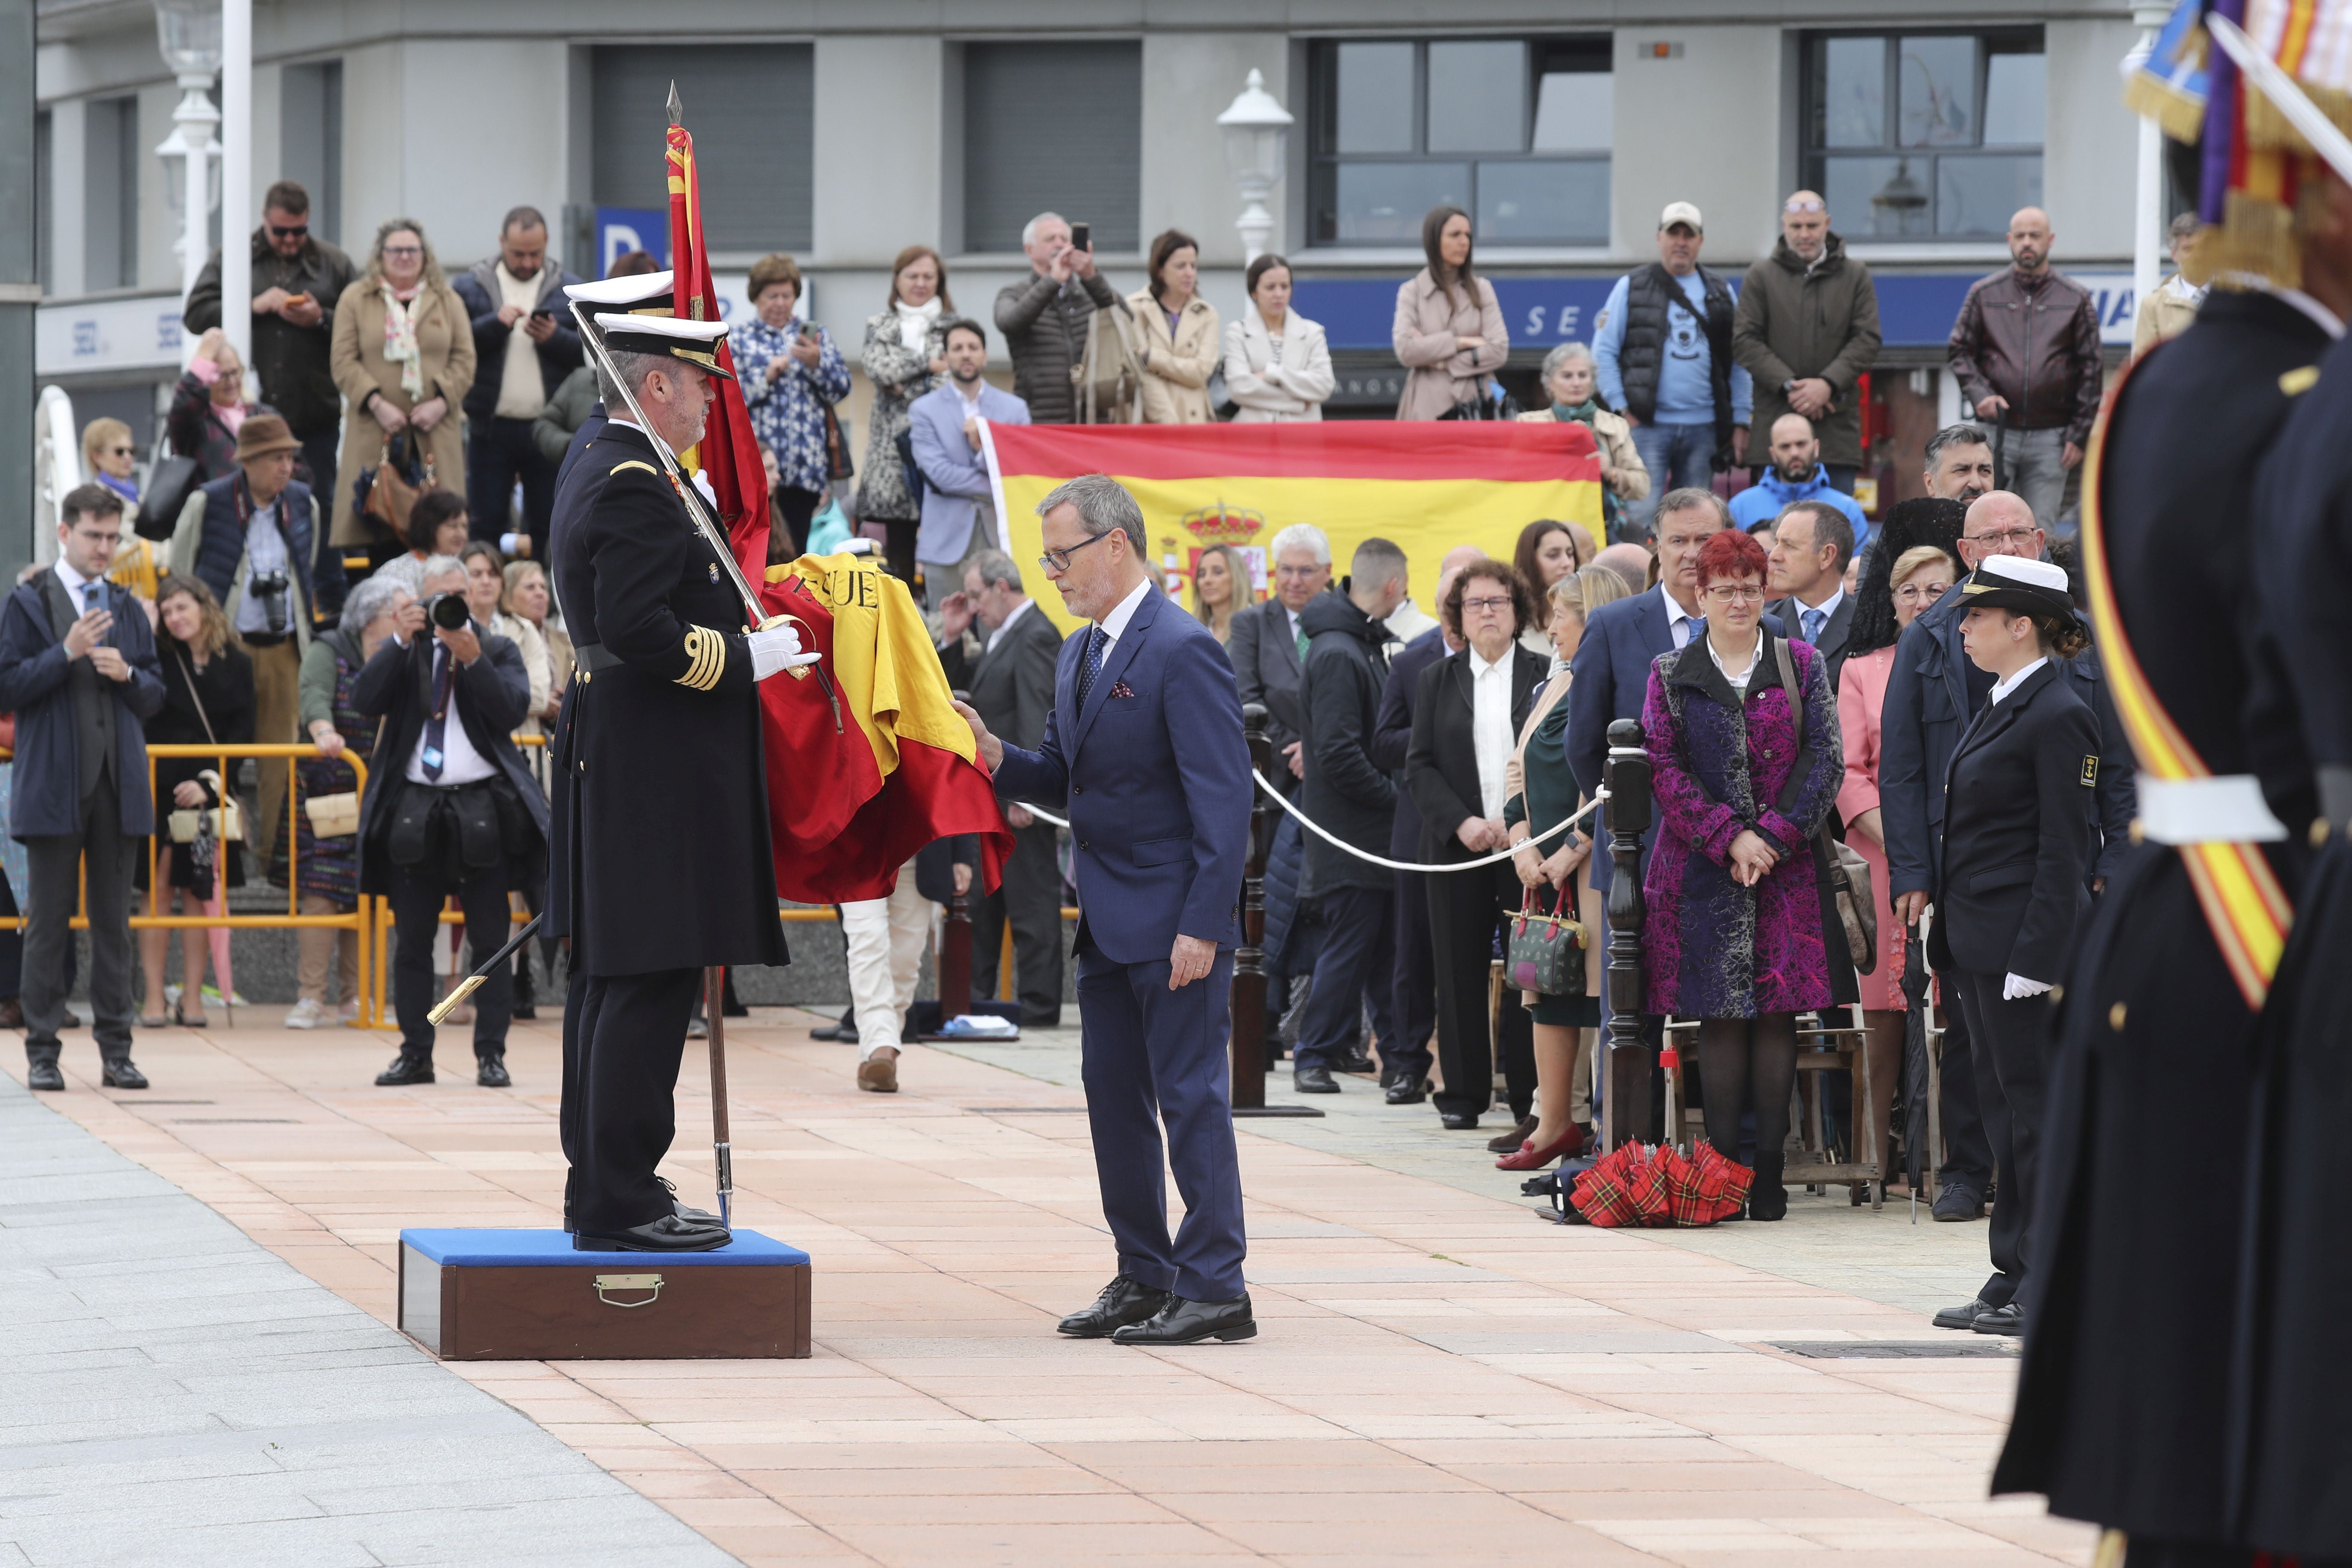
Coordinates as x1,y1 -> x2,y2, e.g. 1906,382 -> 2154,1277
3,1007 -> 2094,1567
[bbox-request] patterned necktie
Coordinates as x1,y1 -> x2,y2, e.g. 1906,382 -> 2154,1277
1802,606 -> 1826,645
1076,625 -> 1107,708
422,644 -> 451,781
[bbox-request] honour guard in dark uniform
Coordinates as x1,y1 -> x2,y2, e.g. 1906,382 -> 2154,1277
1994,52 -> 2352,1562
551,271 -> 677,492
548,313 -> 812,1253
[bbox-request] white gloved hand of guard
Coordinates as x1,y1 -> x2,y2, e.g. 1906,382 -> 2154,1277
2002,972 -> 2054,1001
747,623 -> 821,681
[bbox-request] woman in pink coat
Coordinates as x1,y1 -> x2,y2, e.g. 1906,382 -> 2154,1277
1838,539 -> 1959,1185
1391,206 -> 1507,420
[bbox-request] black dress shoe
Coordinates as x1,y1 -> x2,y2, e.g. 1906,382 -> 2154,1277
1112,1293 -> 1257,1346
1338,1049 -> 1376,1075
1020,1011 -> 1062,1029
1384,1073 -> 1428,1106
26,1060 -> 63,1091
511,1004 -> 536,1020
1932,1296 -> 1994,1331
655,1176 -> 722,1226
476,1056 -> 512,1088
573,1214 -> 732,1252
1440,1112 -> 1481,1130
1293,1063 -> 1340,1093
101,1060 -> 148,1090
1972,1302 -> 2024,1336
1057,1274 -> 1172,1338
375,1055 -> 435,1087
1932,1185 -> 1985,1222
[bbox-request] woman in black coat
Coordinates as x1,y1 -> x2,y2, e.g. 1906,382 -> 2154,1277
139,575 -> 255,1026
1404,558 -> 1548,1139
1930,555 -> 2098,1338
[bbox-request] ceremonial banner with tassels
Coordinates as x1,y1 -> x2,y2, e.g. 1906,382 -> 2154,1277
2079,363 -> 2293,1008
666,101 -> 771,586
2127,0 -> 2214,142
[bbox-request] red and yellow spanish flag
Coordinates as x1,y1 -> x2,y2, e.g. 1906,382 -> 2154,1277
666,118 -> 770,583
980,422 -> 1604,634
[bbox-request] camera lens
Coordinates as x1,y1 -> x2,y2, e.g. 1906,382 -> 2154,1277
431,593 -> 470,630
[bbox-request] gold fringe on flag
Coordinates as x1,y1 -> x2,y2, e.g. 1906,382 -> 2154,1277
2244,76 -> 2352,148
2200,180 -> 2306,288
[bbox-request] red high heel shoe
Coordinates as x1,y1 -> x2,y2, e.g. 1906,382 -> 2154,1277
1496,1123 -> 1586,1171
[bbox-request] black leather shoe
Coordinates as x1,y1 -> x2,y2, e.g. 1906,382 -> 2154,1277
1112,1293 -> 1257,1346
1932,1186 -> 1986,1222
1932,1296 -> 1993,1331
1057,1274 -> 1172,1338
1440,1112 -> 1481,1131
1384,1072 -> 1428,1106
1972,1302 -> 2024,1336
26,1060 -> 63,1091
101,1060 -> 148,1090
375,1055 -> 435,1087
573,1214 -> 732,1252
655,1176 -> 722,1226
1338,1049 -> 1376,1075
475,1056 -> 512,1088
1293,1064 -> 1339,1093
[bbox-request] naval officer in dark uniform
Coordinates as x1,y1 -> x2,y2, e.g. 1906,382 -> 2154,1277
551,270 -> 677,490
1929,554 -> 2098,1339
1994,204 -> 2344,1561
548,312 -> 815,1253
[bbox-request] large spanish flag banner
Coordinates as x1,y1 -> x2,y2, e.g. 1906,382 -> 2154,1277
980,422 -> 1605,634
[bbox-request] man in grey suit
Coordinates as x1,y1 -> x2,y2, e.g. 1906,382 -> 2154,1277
1764,500 -> 1856,695
938,549 -> 1067,1025
1223,523 -> 1332,793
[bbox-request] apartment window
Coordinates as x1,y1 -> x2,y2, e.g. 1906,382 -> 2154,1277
84,96 -> 139,291
963,42 -> 1142,254
593,46 -> 814,253
280,61 -> 343,245
1309,37 -> 1610,247
1804,30 -> 2044,240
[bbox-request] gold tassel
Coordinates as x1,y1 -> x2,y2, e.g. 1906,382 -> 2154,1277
2202,189 -> 2306,290
2243,76 -> 2352,152
2124,71 -> 2211,143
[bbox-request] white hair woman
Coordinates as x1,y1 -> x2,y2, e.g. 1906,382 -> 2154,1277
1519,341 -> 1649,539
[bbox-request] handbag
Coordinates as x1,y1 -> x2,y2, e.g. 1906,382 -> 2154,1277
1771,637 -> 1877,973
305,790 -> 360,838
164,649 -> 246,845
138,453 -> 201,542
354,429 -> 438,539
1506,889 -> 1586,997
822,403 -> 855,483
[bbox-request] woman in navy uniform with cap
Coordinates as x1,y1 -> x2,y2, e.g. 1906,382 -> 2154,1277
547,312 -> 814,1253
1928,554 -> 2098,1339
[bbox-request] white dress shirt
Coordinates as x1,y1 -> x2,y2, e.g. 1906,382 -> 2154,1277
1790,583 -> 1843,645
1469,646 -> 1514,818
1660,584 -> 1700,649
401,637 -> 497,786
987,595 -> 1035,655
1988,655 -> 2049,706
1096,576 -> 1153,651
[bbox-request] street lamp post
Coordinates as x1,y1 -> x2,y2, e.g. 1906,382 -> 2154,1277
1217,69 -> 1293,267
152,0 -> 220,360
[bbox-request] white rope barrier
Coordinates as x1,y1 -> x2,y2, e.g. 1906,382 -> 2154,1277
1009,782 -> 1609,876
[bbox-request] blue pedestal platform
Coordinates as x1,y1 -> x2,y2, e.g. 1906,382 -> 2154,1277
398,1228 -> 812,1360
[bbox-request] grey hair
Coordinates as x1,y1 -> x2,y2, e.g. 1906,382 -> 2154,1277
1021,211 -> 1067,248
1037,472 -> 1145,554
594,348 -> 669,408
339,575 -> 410,634
418,553 -> 466,592
1270,523 -> 1332,566
1655,487 -> 1730,529
1537,340 -> 1596,388
970,549 -> 1024,592
1923,421 -> 1991,468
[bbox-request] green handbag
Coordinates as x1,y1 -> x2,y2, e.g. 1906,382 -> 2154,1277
1506,891 -> 1586,997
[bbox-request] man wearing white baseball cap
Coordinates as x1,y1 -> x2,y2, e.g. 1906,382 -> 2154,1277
1592,201 -> 1753,542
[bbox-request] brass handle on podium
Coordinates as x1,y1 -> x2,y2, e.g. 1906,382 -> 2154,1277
592,1273 -> 664,1308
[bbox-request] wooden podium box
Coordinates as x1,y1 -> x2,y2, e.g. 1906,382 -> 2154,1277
398,1229 -> 811,1360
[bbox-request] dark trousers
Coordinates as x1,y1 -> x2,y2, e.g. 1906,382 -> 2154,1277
1427,858 -> 1536,1121
298,427 -> 339,530
971,819 -> 1063,1023
467,416 -> 559,559
0,868 -> 21,999
879,517 -> 919,591
1387,867 -> 1437,1084
560,965 -> 701,1231
387,859 -> 513,1059
772,485 -> 822,560
1076,938 -> 1245,1301
1935,968 -> 1997,1195
1297,884 -> 1394,1072
23,777 -> 134,1060
1952,969 -> 2055,1313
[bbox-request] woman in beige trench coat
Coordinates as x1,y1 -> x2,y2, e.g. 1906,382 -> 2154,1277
330,217 -> 475,549
1392,205 -> 1508,420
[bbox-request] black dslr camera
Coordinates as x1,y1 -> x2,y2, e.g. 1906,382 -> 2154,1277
248,568 -> 290,634
424,592 -> 471,631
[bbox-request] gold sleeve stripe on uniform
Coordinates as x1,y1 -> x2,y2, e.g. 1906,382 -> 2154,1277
677,625 -> 725,692
610,460 -> 661,478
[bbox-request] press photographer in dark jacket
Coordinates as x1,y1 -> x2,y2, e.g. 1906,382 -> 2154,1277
1290,542 -> 1410,1093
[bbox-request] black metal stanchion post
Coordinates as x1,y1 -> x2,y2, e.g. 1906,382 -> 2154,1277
1231,702 -> 1320,1118
1601,718 -> 1654,1153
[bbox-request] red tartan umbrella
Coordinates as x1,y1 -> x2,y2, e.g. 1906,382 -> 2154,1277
1571,1141 -> 1754,1228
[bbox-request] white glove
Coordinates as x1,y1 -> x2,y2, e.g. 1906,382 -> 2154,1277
748,623 -> 821,681
2002,972 -> 2054,1001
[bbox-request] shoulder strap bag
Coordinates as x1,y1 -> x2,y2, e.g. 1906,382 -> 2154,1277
165,648 -> 246,845
1772,636 -> 1876,974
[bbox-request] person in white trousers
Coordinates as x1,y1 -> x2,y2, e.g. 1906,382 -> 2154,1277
842,855 -> 971,1093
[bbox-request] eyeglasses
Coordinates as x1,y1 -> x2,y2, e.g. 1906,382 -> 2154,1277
1706,585 -> 1766,604
1894,581 -> 1951,605
1461,595 -> 1514,615
1275,562 -> 1324,580
268,223 -> 308,239
104,445 -> 132,456
1965,526 -> 2040,551
381,245 -> 423,258
1038,530 -> 1115,574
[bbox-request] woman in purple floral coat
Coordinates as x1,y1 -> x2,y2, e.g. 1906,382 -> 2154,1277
1640,528 -> 1851,1218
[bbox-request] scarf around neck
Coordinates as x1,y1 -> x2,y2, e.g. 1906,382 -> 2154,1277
380,283 -> 425,400
1552,397 -> 1602,428
894,295 -> 943,353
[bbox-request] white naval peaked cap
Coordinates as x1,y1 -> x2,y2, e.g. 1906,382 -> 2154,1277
564,271 -> 676,309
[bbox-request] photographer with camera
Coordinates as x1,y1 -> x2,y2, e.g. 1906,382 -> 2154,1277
352,555 -> 545,1088
168,412 -> 347,863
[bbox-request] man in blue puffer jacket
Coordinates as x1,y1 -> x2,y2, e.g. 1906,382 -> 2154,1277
1728,414 -> 1868,546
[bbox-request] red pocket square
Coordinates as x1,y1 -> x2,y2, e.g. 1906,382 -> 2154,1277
1109,680 -> 1136,699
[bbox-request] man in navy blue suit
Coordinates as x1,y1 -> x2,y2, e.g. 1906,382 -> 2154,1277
957,474 -> 1256,1346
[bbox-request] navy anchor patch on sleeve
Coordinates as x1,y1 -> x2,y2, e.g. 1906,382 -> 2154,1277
2080,755 -> 2099,788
